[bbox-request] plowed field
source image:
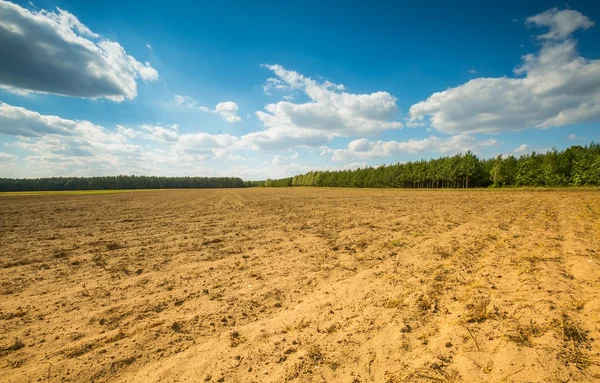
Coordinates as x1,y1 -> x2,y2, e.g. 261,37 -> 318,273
1,188 -> 599,382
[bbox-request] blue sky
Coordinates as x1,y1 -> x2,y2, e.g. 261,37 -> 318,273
0,0 -> 599,179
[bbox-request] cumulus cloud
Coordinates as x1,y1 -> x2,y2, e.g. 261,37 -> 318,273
117,125 -> 137,138
322,135 -> 498,161
257,65 -> 402,137
271,151 -> 300,166
173,95 -> 241,123
0,1 -> 158,101
409,8 -> 600,134
0,102 -> 242,177
262,77 -> 289,95
247,65 -> 403,150
526,8 -> 594,40
168,69 -> 405,151
215,101 -> 242,122
0,101 -> 141,165
140,124 -> 180,142
0,102 -> 333,178
0,101 -> 128,141
241,127 -> 330,151
514,144 -> 529,154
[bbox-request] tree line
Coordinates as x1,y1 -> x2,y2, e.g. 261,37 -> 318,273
0,176 -> 246,192
2,143 -> 599,191
256,142 -> 600,188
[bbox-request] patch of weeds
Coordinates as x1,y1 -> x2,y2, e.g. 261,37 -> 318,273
285,345 -> 328,381
465,297 -> 491,323
416,294 -> 438,314
504,320 -> 544,347
307,345 -> 324,363
554,314 -> 591,370
559,315 -> 588,343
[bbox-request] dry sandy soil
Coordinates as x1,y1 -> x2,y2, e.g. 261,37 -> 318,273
1,188 -> 599,383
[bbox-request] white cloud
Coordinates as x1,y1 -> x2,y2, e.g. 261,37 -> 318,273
257,65 -> 402,138
568,133 -> 586,140
409,8 -> 600,134
173,94 -> 188,105
140,124 -> 180,142
241,127 -> 330,151
272,155 -> 289,165
172,95 -> 241,123
169,68 -> 404,151
0,1 -> 158,101
526,8 -> 594,40
0,102 -> 247,177
215,101 -> 241,122
468,69 -> 477,74
323,135 -> 498,161
0,101 -> 142,169
0,102 -> 133,143
262,77 -> 289,95
272,151 -> 300,166
0,151 -> 16,162
174,132 -> 239,153
146,43 -> 152,50
514,144 -> 529,154
117,125 -> 137,138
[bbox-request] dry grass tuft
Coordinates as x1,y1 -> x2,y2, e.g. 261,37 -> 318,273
554,314 -> 594,370
465,297 -> 491,323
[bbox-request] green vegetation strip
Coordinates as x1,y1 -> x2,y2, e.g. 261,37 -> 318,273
255,142 -> 600,188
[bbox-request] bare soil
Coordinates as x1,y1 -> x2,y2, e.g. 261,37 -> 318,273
1,188 -> 599,382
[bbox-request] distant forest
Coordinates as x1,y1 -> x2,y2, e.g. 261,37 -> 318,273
251,142 -> 600,188
2,143 -> 599,192
0,176 -> 245,192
